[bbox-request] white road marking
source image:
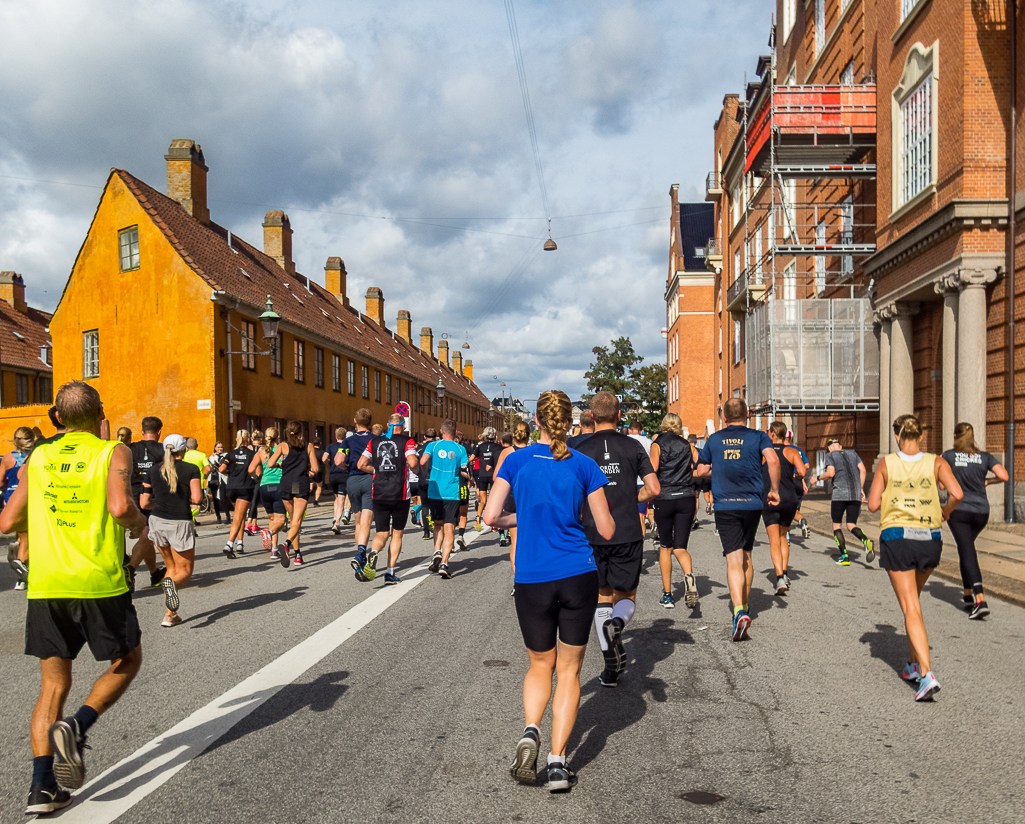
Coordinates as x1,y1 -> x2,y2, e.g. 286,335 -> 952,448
53,529 -> 486,823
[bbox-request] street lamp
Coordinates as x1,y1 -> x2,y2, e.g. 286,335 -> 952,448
436,378 -> 446,402
259,295 -> 280,342
219,295 -> 281,358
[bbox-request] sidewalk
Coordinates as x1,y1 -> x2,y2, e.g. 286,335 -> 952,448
798,491 -> 1025,608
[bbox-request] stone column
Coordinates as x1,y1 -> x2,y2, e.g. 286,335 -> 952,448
935,277 -> 960,451
874,308 -> 892,458
890,302 -> 919,453
955,269 -> 997,449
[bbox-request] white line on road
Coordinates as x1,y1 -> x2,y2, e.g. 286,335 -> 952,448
53,530 -> 488,823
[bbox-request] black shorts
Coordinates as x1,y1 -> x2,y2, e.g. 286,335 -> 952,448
762,502 -> 798,529
226,487 -> 253,507
329,476 -> 348,496
514,571 -> 599,652
592,542 -> 643,593
653,496 -> 696,550
880,538 -> 942,572
428,498 -> 461,525
714,509 -> 762,555
476,477 -> 493,493
280,478 -> 311,501
831,500 -> 862,524
26,593 -> 141,661
373,500 -> 410,533
261,484 -> 287,516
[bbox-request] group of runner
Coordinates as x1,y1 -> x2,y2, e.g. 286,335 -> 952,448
3,379 -> 1014,811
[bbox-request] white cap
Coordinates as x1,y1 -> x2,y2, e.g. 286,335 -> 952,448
163,434 -> 187,453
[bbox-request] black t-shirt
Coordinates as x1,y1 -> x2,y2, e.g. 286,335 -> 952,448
325,442 -> 349,479
942,449 -> 998,514
566,433 -> 593,449
342,431 -> 374,476
144,461 -> 200,521
576,430 -> 654,545
476,441 -> 503,478
223,446 -> 255,489
130,440 -> 164,499
363,433 -> 417,501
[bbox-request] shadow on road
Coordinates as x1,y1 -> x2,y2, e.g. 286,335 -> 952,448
924,575 -> 970,613
183,587 -> 310,628
858,623 -> 906,676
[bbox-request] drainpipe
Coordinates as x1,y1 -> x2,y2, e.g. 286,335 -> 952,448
211,290 -> 240,441
1007,0 -> 1017,523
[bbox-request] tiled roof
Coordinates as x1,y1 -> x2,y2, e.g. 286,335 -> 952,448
0,302 -> 52,373
114,170 -> 491,410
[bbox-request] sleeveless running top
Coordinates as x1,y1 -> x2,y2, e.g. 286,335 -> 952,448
653,432 -> 693,499
763,443 -> 798,508
4,450 -> 27,503
261,451 -> 282,487
280,444 -> 310,488
881,452 -> 942,530
27,432 -> 126,599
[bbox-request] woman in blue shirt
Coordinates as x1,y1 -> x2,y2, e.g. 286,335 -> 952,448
484,390 -> 614,794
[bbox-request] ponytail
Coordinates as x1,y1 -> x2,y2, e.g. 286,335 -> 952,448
160,447 -> 181,492
953,421 -> 980,455
235,429 -> 250,449
893,414 -> 923,444
536,390 -> 572,461
13,426 -> 34,452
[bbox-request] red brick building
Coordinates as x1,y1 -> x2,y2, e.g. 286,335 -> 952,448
0,272 -> 53,408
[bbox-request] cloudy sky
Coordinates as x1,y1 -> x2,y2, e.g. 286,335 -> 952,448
0,0 -> 770,407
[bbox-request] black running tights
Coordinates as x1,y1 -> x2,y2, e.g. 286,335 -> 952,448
947,509 -> 989,593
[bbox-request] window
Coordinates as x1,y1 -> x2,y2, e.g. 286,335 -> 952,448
786,64 -> 797,86
385,374 -> 392,405
840,59 -> 854,87
118,226 -> 140,271
900,0 -> 919,21
782,0 -> 796,41
348,360 -> 355,395
294,339 -> 305,383
731,182 -> 741,227
83,330 -> 99,378
782,179 -> 797,239
840,195 -> 854,279
840,0 -> 850,13
733,319 -> 742,365
362,365 -> 369,399
899,72 -> 933,206
38,376 -> 52,404
16,374 -> 28,404
374,370 -> 381,402
270,334 -> 282,376
332,354 -> 341,392
314,347 -> 324,388
783,261 -> 798,322
754,229 -> 763,283
815,0 -> 824,55
815,219 -> 826,294
240,320 -> 256,370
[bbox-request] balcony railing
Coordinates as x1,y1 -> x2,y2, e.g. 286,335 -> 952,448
704,237 -> 723,270
726,268 -> 768,312
705,172 -> 723,199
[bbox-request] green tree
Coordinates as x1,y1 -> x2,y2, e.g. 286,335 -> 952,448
631,362 -> 668,433
584,337 -> 642,401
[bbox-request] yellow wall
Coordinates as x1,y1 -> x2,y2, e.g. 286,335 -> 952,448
50,175 -> 221,450
0,404 -> 55,447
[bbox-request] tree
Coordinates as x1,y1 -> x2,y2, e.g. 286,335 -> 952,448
632,363 -> 668,433
504,407 -> 520,433
584,337 -> 642,401
582,336 -> 667,432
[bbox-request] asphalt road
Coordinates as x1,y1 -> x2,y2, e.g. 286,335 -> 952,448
0,504 -> 1022,823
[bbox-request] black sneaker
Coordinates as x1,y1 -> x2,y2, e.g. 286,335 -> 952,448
428,552 -> 443,573
968,600 -> 990,620
544,762 -> 578,793
277,543 -> 291,569
223,542 -> 237,560
438,563 -> 452,579
509,728 -> 539,784
48,718 -> 88,790
162,577 -> 180,612
25,785 -> 72,815
150,566 -> 167,587
123,563 -> 136,593
963,595 -> 975,612
599,666 -> 619,688
602,617 -> 626,672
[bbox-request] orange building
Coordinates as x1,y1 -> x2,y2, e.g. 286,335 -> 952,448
49,139 -> 501,450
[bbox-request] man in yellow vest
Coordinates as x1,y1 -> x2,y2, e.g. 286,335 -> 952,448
0,381 -> 148,815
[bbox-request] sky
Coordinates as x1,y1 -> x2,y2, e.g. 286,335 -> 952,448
0,0 -> 771,408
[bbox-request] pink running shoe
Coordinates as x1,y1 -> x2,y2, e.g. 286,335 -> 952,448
261,529 -> 273,551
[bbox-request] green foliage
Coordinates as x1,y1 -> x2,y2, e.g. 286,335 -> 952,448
583,337 -> 667,433
632,363 -> 668,434
584,337 -> 642,400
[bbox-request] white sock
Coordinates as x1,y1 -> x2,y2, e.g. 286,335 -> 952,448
594,605 -> 613,650
547,753 -> 564,766
612,598 -> 636,625
387,567 -> 394,575
525,723 -> 539,736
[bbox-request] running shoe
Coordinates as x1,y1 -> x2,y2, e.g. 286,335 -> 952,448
900,661 -> 922,682
438,563 -> 452,579
474,517 -> 483,532
383,572 -> 401,585
293,550 -> 304,567
914,671 -> 940,701
599,666 -> 619,687
510,585 -> 516,597
235,541 -> 245,555
223,542 -> 237,560
968,600 -> 990,620
731,609 -> 751,642
509,728 -> 539,784
963,595 -> 975,611
864,538 -> 876,563
775,575 -> 789,596
25,785 -> 72,816
428,551 -> 442,573
602,617 -> 626,672
245,525 -> 259,536
835,552 -> 851,566
456,535 -> 467,552
48,718 -> 88,790
544,762 -> 578,793
123,563 -> 136,593
363,550 -> 378,581
150,566 -> 166,587
683,573 -> 699,609
499,533 -> 511,547
277,543 -> 291,569
659,591 -> 675,609
411,507 -> 421,526
351,547 -> 367,573
270,550 -> 279,560
800,519 -> 809,538
261,528 -> 273,551
162,576 -> 180,612
160,614 -> 183,628
14,580 -> 26,591
423,531 -> 433,541
341,510 -> 351,526
10,557 -> 28,578
331,522 -> 341,535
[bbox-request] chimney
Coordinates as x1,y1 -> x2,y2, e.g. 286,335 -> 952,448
438,339 -> 450,367
0,272 -> 27,313
365,287 -> 385,327
463,359 -> 473,381
263,211 -> 295,274
420,327 -> 434,357
164,139 -> 210,224
324,257 -> 349,306
452,350 -> 463,375
397,310 -> 412,343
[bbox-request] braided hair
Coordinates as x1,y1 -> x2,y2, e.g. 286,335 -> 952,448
536,390 -> 572,461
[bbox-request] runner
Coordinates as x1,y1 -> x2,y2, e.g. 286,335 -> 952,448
483,389 -> 613,792
649,413 -> 699,609
0,382 -> 147,815
268,421 -> 320,568
473,427 -> 501,532
248,428 -> 287,557
344,410 -> 376,580
566,410 -> 594,449
456,435 -> 471,552
140,434 -> 202,627
311,436 -> 323,507
244,430 -> 265,536
494,425 -> 529,552
127,417 -> 166,588
627,421 -> 655,536
115,427 -> 132,445
413,429 -> 438,541
867,414 -> 963,701
942,421 -> 1009,619
206,442 -> 227,524
323,427 -> 349,535
2,426 -> 34,590
420,418 -> 469,578
695,398 -> 780,642
220,430 -> 256,558
577,392 -> 658,687
785,431 -> 810,537
357,413 -> 418,583
762,421 -> 806,595
811,437 -> 873,565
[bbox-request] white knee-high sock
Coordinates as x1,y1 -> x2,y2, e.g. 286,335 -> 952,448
593,605 -> 613,650
612,598 -> 636,625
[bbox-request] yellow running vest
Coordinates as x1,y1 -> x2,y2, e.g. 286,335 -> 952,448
27,432 -> 127,599
880,452 -> 943,531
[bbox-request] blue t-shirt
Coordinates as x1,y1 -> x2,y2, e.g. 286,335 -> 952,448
423,439 -> 469,500
497,443 -> 608,584
698,425 -> 773,510
342,432 -> 374,476
324,442 -> 349,479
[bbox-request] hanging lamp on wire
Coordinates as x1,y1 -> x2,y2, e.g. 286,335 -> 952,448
543,218 -> 557,251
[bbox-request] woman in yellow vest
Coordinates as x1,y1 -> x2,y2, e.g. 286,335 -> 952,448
867,414 -> 963,702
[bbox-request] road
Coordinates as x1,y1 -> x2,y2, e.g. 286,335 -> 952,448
0,504 -> 1022,823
